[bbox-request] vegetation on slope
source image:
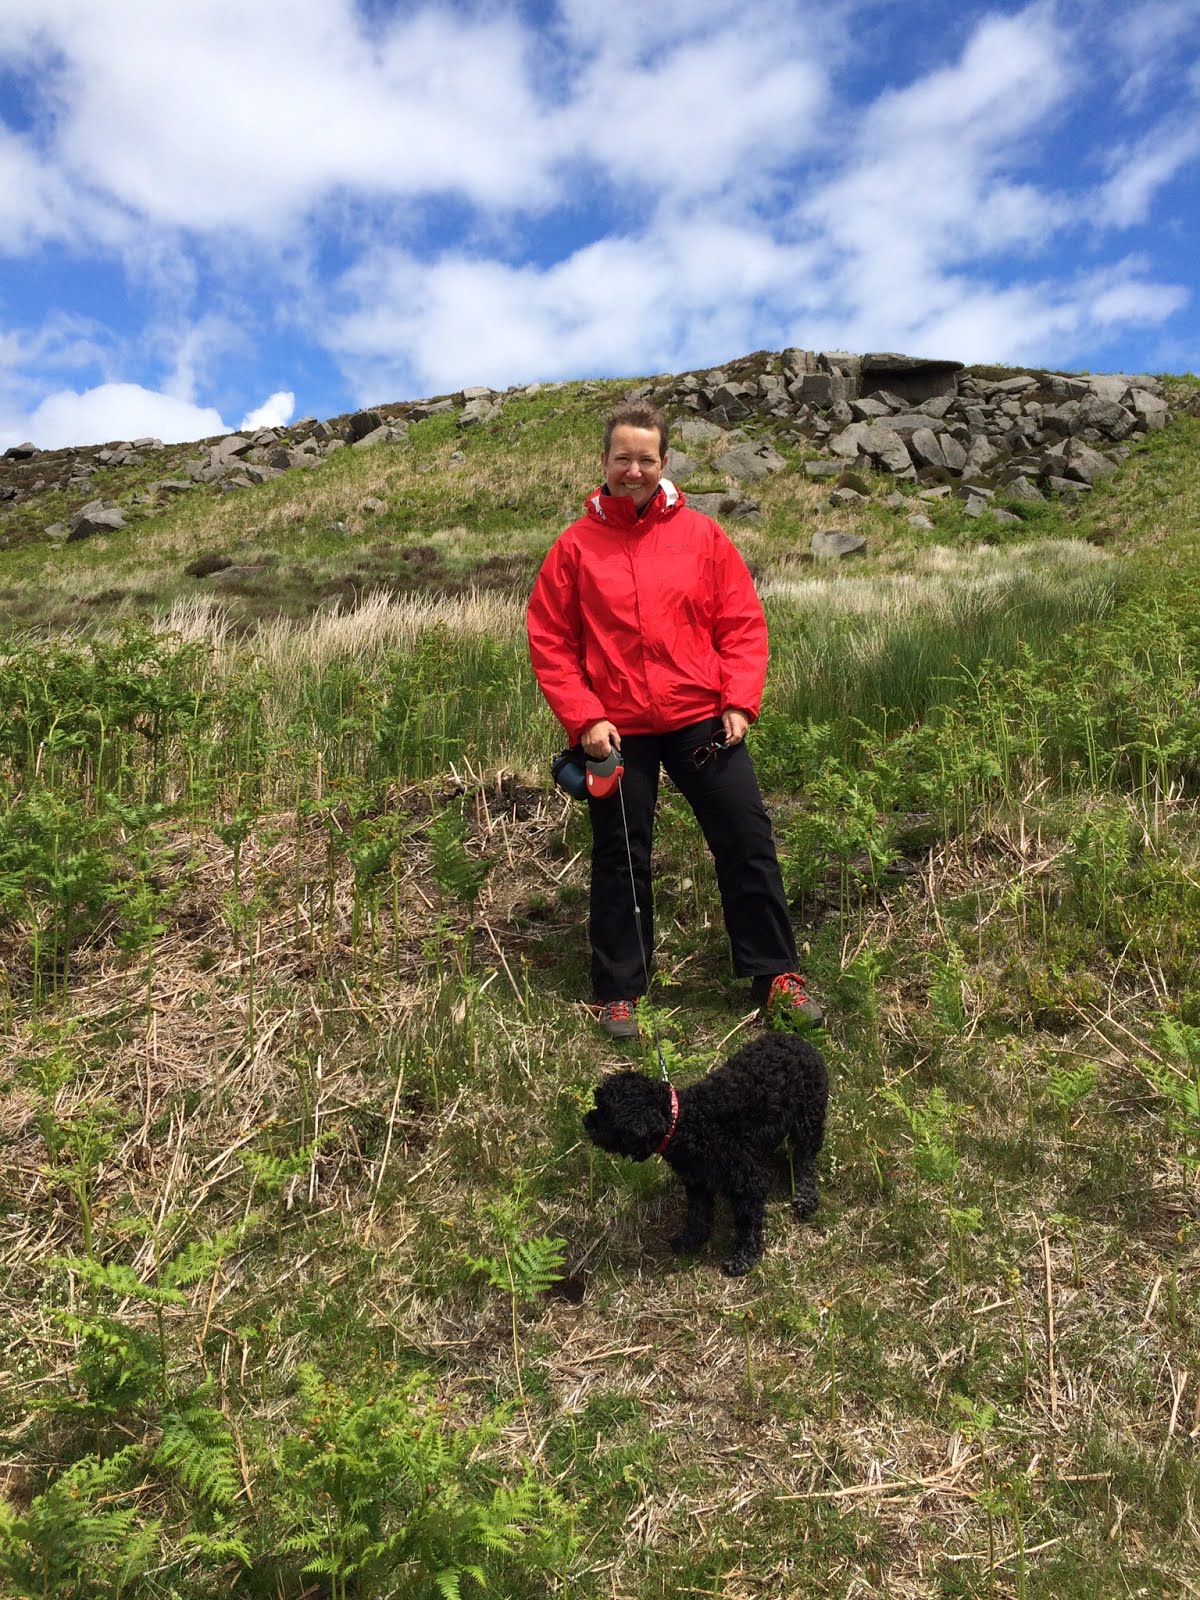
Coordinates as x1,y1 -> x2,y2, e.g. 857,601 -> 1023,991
1,371 -> 1199,1598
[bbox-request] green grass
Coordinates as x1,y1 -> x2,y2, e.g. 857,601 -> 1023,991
1,380 -> 1199,1598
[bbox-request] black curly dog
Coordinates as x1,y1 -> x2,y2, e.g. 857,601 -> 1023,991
582,1033 -> 828,1276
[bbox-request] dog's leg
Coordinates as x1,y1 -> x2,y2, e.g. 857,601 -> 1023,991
723,1181 -> 768,1276
671,1185 -> 714,1256
790,1153 -> 820,1221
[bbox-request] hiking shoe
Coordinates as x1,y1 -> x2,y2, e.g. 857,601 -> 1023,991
596,998 -> 640,1039
753,973 -> 824,1028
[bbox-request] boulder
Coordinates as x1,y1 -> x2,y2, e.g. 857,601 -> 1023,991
665,450 -> 699,480
1061,440 -> 1118,485
1072,394 -> 1136,441
908,427 -> 945,469
715,440 -> 785,481
811,529 -> 867,559
345,409 -> 384,441
678,416 -> 726,445
859,353 -> 963,405
686,491 -> 762,522
1128,388 -> 1170,431
68,506 -> 127,541
860,427 -> 913,475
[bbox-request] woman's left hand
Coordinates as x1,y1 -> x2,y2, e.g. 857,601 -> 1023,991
722,708 -> 750,746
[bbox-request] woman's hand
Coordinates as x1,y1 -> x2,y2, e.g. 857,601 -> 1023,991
582,719 -> 621,759
722,708 -> 750,747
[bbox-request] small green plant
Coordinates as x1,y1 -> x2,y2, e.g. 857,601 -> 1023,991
0,1443 -> 159,1600
1043,1057 -> 1099,1150
465,1187 -> 566,1437
274,1364 -> 575,1600
1139,1016 -> 1200,1181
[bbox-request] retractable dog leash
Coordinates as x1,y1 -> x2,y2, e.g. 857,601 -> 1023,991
551,742 -> 670,1081
612,764 -> 671,1085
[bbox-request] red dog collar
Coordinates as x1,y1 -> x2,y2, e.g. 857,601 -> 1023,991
656,1085 -> 680,1156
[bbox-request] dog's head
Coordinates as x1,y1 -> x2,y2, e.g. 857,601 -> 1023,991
582,1071 -> 669,1161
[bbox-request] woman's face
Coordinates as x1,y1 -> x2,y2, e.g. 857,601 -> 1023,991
602,424 -> 666,511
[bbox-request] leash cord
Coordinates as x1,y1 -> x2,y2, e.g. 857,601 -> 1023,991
616,773 -> 670,1082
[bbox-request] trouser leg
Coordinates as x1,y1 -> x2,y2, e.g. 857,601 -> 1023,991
662,719 -> 798,980
587,735 -> 660,1001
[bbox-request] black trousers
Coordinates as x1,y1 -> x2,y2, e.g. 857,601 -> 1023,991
586,717 -> 798,1001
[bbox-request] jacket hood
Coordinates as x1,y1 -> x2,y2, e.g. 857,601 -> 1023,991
585,478 -> 681,525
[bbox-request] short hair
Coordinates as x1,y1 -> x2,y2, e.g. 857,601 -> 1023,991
603,400 -> 669,458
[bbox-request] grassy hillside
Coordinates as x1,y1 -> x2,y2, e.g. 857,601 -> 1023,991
2,367 -> 1199,1599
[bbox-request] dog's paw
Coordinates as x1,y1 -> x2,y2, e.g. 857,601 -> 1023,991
721,1252 -> 760,1277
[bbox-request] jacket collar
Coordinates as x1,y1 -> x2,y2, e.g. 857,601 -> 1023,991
586,478 -> 680,526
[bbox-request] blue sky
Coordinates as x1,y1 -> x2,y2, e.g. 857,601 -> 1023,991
1,0 -> 1197,449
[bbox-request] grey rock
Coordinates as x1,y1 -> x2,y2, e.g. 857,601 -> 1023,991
665,449 -> 699,480
804,460 -> 843,477
1044,476 -> 1088,501
781,348 -> 816,379
131,436 -> 164,450
209,564 -> 270,588
459,396 -> 499,427
715,440 -> 785,482
211,433 -> 253,460
410,399 -> 455,420
242,464 -> 284,485
963,434 -> 1001,474
346,409 -> 384,441
850,397 -> 893,420
1084,375 -> 1137,405
1002,475 -> 1045,502
44,522 -> 69,540
829,487 -> 865,507
978,375 -> 1039,396
830,423 -> 870,458
353,424 -> 398,448
811,529 -> 867,559
939,433 -> 968,472
447,450 -> 467,469
918,485 -> 953,500
67,507 -> 127,540
678,417 -> 726,445
4,441 -> 40,459
1128,388 -> 1170,430
1073,395 -> 1136,441
907,514 -> 935,530
153,479 -> 195,494
962,495 -> 991,519
860,352 -> 962,404
908,427 -> 945,469
686,492 -> 762,522
1061,440 -> 1118,484
361,497 -> 387,514
861,427 -> 913,474
797,373 -> 848,408
461,385 -> 494,402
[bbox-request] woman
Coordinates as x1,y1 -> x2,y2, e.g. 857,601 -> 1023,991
526,400 -> 820,1038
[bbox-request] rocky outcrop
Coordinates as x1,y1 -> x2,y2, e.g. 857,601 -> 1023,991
656,351 -> 1175,509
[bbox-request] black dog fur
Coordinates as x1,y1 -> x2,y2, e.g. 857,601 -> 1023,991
582,1032 -> 828,1276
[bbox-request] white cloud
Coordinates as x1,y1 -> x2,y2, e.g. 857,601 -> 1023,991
2,0 -> 556,237
328,219 -> 820,400
1096,120 -> 1200,227
240,390 -> 295,430
10,382 -> 225,450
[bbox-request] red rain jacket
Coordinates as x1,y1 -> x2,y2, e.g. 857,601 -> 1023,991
526,479 -> 769,744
